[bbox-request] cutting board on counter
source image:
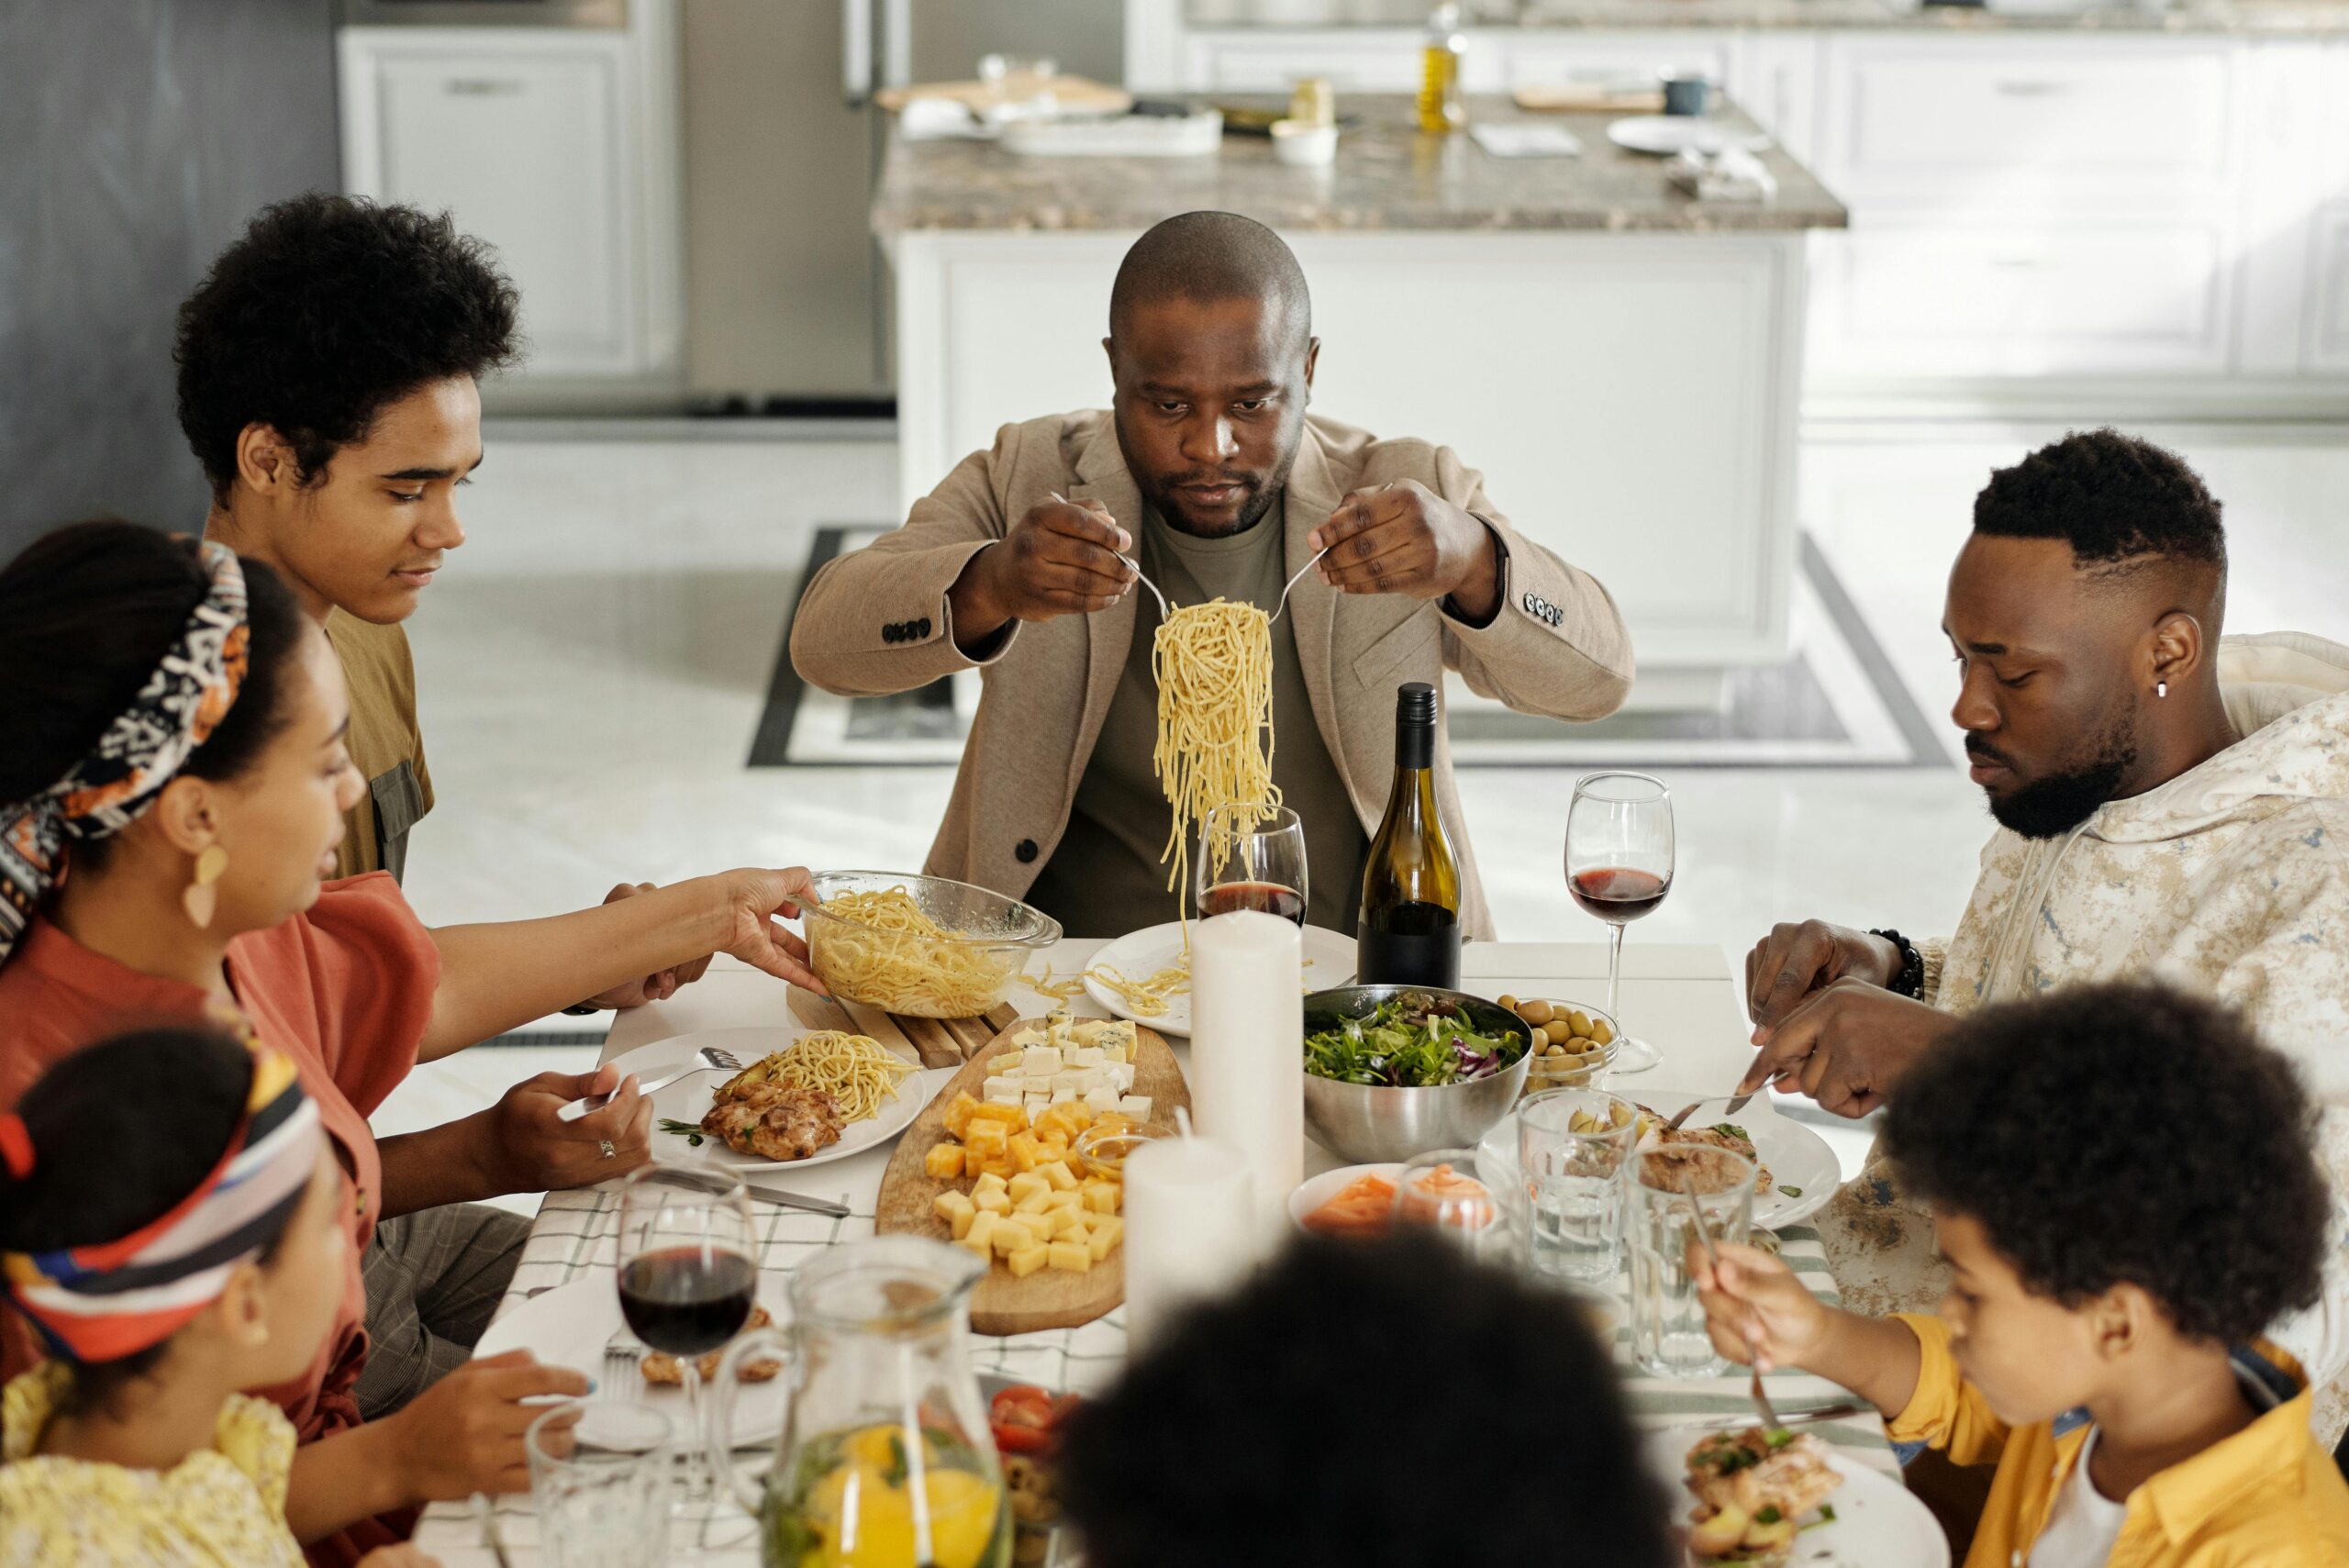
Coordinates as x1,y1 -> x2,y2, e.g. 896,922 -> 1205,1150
875,75 -> 1130,117
874,1018 -> 1188,1338
788,986 -> 1019,1072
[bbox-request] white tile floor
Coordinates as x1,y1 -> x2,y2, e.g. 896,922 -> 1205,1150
373,421 -> 2349,1199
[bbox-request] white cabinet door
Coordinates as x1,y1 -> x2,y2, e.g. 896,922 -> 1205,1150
1810,220 -> 2232,378
341,28 -> 646,378
1815,35 -> 2239,214
2302,207 -> 2349,373
1504,30 -> 1737,94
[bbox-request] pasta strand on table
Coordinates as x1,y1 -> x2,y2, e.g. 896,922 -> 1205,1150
1152,597 -> 1281,906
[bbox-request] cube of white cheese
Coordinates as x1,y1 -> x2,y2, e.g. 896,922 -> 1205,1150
989,1048 -> 1026,1075
1049,1070 -> 1087,1096
1068,1045 -> 1105,1069
1049,1084 -> 1077,1106
1073,1067 -> 1106,1095
1020,1045 -> 1063,1076
1083,1084 -> 1121,1115
1118,1095 -> 1153,1120
983,1078 -> 1024,1105
1106,1062 -> 1136,1093
1023,1091 -> 1051,1116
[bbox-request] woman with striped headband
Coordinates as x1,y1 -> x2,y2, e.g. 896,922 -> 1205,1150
0,521 -> 832,1562
0,1025 -> 434,1567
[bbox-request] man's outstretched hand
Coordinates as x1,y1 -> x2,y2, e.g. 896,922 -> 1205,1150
949,496 -> 1137,648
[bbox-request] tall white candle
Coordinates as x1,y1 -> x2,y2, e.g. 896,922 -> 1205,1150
1188,909 -> 1304,1250
1121,1133 -> 1253,1353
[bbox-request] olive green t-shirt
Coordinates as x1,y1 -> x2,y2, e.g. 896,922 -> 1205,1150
323,611 -> 433,883
1024,504 -> 1368,938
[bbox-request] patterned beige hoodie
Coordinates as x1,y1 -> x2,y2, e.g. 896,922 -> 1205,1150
1819,632 -> 2349,1442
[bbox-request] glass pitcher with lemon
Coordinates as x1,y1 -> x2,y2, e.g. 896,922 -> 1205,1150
708,1237 -> 1009,1568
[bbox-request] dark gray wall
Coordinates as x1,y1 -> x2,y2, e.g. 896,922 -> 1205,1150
0,0 -> 339,559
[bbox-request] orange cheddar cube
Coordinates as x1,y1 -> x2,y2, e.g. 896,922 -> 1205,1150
1006,1131 -> 1043,1173
942,1092 -> 984,1140
923,1142 -> 965,1181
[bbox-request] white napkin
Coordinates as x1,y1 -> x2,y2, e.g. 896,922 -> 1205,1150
1668,144 -> 1777,202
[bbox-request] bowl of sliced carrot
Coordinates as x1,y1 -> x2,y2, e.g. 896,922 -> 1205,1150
1289,1163 -> 1405,1237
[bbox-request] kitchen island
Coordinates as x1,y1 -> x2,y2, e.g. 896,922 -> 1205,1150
872,95 -> 1846,680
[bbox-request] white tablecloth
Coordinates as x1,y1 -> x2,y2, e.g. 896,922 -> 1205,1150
413,940 -> 1896,1563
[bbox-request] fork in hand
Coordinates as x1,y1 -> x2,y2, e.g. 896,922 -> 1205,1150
1679,1181 -> 1785,1432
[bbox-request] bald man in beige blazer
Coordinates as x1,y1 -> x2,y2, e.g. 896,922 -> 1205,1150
792,213 -> 1632,939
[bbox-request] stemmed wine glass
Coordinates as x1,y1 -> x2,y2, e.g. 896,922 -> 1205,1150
1196,803 -> 1308,926
616,1164 -> 757,1505
1564,772 -> 1674,1074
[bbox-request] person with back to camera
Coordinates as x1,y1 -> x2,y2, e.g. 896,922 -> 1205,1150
1056,1230 -> 1677,1568
0,1026 -> 438,1567
1698,982 -> 2349,1566
0,521 -> 828,1562
1731,430 -> 2349,1442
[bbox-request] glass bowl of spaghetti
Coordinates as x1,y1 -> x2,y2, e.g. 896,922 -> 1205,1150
801,871 -> 1062,1019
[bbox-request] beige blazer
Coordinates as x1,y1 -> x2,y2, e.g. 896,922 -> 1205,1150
789,411 -> 1635,939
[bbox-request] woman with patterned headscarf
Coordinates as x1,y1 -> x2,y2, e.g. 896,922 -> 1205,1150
0,520 -> 827,1563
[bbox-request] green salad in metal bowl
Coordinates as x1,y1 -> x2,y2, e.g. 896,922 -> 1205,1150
1303,990 -> 1531,1089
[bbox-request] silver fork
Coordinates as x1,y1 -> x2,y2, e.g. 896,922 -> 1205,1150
1679,1183 -> 1784,1432
1269,545 -> 1333,624
602,1327 -> 643,1401
570,1044 -> 744,1120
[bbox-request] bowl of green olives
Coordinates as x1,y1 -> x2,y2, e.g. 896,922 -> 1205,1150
1495,995 -> 1620,1093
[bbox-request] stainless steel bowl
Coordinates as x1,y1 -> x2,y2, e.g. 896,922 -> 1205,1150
1300,984 -> 1535,1164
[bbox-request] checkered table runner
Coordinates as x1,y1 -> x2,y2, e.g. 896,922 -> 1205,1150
416,1178 -> 1896,1562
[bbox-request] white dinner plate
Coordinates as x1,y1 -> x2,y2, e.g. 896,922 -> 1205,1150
1476,1088 -> 1839,1232
1606,115 -> 1773,156
473,1278 -> 790,1449
1081,921 -> 1354,1038
1643,1430 -> 1948,1568
616,1028 -> 946,1172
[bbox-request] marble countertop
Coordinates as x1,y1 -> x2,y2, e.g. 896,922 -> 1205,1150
870,95 -> 1846,236
1187,0 -> 2349,33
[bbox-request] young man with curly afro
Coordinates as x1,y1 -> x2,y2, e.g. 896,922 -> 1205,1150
179,194 -> 517,884
1729,429 -> 2349,1441
1698,983 -> 2349,1566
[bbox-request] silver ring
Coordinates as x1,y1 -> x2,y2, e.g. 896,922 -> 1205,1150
598,1140 -> 617,1161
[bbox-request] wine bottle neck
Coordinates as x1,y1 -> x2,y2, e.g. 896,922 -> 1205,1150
1393,717 -> 1434,772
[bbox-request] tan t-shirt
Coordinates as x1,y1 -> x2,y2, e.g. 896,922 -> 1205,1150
1024,503 -> 1368,938
322,612 -> 433,882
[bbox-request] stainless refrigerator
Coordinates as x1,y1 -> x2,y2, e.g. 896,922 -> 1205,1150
682,0 -> 1123,409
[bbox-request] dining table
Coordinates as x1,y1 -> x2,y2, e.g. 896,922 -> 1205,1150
410,937 -> 1901,1563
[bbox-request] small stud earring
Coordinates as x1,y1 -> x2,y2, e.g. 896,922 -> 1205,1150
2155,680 -> 2168,699
183,844 -> 228,929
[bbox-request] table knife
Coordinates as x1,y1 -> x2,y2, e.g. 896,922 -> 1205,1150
1633,1401 -> 1871,1433
740,1181 -> 851,1218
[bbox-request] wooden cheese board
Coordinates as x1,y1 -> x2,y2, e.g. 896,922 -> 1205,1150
874,1018 -> 1189,1338
788,986 -> 1019,1070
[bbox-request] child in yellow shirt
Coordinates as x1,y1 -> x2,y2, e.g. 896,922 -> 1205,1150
0,1026 -> 436,1568
1697,981 -> 2349,1568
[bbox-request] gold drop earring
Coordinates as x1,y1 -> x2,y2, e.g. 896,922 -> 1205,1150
184,845 -> 229,929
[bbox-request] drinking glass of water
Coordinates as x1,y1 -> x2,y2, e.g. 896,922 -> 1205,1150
1517,1087 -> 1638,1284
527,1402 -> 675,1568
1626,1144 -> 1755,1379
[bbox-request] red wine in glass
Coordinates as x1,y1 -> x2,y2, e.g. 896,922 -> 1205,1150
1568,867 -> 1671,923
618,1246 -> 756,1358
1199,880 -> 1307,924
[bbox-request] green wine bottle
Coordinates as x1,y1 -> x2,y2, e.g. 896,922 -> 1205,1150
1356,681 -> 1462,988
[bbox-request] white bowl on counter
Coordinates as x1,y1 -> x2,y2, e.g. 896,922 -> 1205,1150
1271,117 -> 1339,167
